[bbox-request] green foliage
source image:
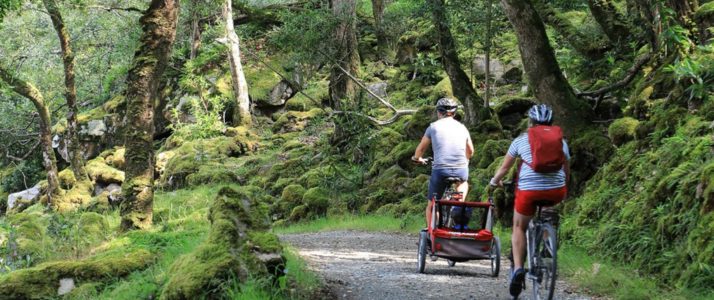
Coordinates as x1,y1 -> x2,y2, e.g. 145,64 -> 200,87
607,117 -> 639,146
562,101 -> 714,289
1,159 -> 44,193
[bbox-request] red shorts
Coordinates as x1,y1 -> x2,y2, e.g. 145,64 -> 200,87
515,186 -> 567,216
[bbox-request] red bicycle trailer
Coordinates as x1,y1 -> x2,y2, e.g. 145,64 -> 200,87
417,193 -> 501,277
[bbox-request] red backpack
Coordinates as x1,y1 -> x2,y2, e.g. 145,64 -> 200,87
524,125 -> 565,173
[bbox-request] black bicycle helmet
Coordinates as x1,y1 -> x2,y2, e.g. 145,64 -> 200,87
436,97 -> 458,113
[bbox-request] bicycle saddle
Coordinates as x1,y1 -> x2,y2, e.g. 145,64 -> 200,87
443,177 -> 463,184
533,200 -> 555,207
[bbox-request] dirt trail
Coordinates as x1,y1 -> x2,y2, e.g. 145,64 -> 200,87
280,230 -> 592,300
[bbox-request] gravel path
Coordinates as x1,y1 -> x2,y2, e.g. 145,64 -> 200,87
280,230 -> 592,300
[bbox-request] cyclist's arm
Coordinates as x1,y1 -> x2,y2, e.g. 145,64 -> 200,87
491,154 -> 516,185
413,135 -> 431,160
465,137 -> 474,160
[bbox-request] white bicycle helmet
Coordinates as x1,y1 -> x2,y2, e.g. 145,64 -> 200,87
528,104 -> 554,125
436,97 -> 458,113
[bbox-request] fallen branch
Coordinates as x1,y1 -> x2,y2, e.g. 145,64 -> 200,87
332,109 -> 417,126
576,53 -> 653,98
6,140 -> 40,162
86,5 -> 143,13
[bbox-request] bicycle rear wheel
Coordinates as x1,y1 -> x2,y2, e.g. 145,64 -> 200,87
417,230 -> 427,273
531,224 -> 557,300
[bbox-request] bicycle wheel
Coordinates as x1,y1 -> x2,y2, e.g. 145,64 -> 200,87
531,224 -> 557,300
490,236 -> 500,277
417,230 -> 427,273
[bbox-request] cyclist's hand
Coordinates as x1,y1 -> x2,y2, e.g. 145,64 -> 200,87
489,177 -> 503,187
412,156 -> 427,165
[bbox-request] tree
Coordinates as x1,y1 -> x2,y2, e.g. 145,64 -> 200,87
43,0 -> 87,179
428,0 -> 486,126
587,0 -> 633,45
121,0 -> 178,231
329,0 -> 360,110
371,0 -> 388,61
218,0 -> 251,127
0,65 -> 60,201
500,0 -> 590,134
532,0 -> 610,59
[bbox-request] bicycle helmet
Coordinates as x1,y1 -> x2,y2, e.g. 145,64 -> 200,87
436,97 -> 458,113
528,104 -> 554,125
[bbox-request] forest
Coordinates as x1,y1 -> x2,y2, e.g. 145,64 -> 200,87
0,0 -> 712,299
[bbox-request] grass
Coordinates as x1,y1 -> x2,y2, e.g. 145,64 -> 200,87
277,213 -> 714,300
273,213 -> 424,234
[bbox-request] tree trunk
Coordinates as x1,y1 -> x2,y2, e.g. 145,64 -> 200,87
628,0 -> 660,50
222,0 -> 251,127
428,0 -> 486,126
532,0 -> 610,59
43,0 -> 87,180
371,0 -> 388,61
0,66 -> 60,202
587,0 -> 633,44
500,0 -> 591,135
484,0 -> 493,107
121,0 -> 178,231
329,0 -> 360,110
189,0 -> 202,60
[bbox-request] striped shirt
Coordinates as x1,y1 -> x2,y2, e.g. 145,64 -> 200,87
507,133 -> 570,191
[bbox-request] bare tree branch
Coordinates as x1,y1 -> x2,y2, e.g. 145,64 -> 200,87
576,53 -> 653,98
332,109 -> 417,126
86,5 -> 143,13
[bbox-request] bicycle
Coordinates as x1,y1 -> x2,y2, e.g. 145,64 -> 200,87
523,201 -> 558,300
495,182 -> 558,300
416,157 -> 501,277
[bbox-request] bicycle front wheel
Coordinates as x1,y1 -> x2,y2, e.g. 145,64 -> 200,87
531,224 -> 557,300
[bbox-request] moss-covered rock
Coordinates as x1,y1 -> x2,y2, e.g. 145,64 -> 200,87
58,169 -> 77,190
302,187 -> 329,214
103,147 -> 125,170
77,212 -> 109,241
430,77 -> 453,101
160,187 -> 283,299
271,108 -> 325,133
476,139 -> 511,168
403,105 -> 436,139
86,157 -> 125,185
0,249 -> 153,299
158,135 -> 257,190
5,210 -> 50,261
608,117 -> 639,146
52,180 -> 94,213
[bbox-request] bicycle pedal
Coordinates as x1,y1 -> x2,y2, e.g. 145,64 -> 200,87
429,255 -> 438,261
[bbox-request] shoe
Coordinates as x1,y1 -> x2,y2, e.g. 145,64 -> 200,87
509,268 -> 525,297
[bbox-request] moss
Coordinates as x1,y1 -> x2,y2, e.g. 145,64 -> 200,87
430,77 -> 453,101
568,129 -> 615,194
245,67 -> 282,105
0,249 -> 154,299
289,204 -> 309,221
368,141 -> 418,177
5,210 -> 50,260
476,139 -> 511,168
58,168 -> 77,190
403,105 -> 436,139
286,81 -> 327,112
52,180 -> 94,213
158,135 -> 257,190
185,163 -> 241,187
280,184 -> 306,208
608,117 -> 640,146
86,157 -> 125,185
102,95 -> 126,113
161,187 -> 283,299
302,187 -> 329,214
271,108 -> 325,133
695,2 -> 714,19
104,147 -> 125,170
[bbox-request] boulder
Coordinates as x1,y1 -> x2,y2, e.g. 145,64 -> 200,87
367,82 -> 388,100
7,184 -> 41,210
472,55 -> 523,83
260,79 -> 295,107
80,120 -> 107,137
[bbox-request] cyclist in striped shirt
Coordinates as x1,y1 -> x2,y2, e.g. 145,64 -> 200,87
489,104 -> 570,297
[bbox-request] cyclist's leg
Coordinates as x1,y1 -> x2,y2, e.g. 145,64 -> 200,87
451,168 -> 469,201
426,169 -> 447,225
512,189 -> 536,269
